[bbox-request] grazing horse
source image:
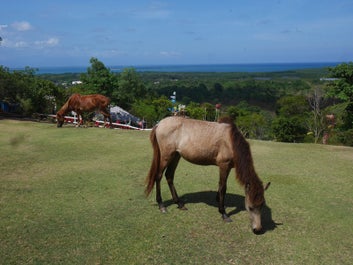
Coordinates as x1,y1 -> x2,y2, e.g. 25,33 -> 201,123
145,116 -> 270,234
56,93 -> 112,128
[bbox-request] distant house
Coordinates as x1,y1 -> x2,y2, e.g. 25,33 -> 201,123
71,80 -> 83,85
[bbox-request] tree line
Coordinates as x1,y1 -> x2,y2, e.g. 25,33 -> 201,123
1,58 -> 353,146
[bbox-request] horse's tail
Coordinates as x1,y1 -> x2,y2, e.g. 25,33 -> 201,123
145,126 -> 160,196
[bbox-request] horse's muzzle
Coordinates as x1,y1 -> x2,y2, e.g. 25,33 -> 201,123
253,227 -> 264,235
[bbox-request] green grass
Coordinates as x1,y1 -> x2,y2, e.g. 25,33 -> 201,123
1,119 -> 352,264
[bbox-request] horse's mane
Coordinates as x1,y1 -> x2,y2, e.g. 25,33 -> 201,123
57,101 -> 69,116
58,94 -> 81,113
67,93 -> 81,105
218,117 -> 264,205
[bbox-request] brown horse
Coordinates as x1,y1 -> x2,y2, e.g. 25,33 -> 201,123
145,116 -> 270,234
56,93 -> 112,128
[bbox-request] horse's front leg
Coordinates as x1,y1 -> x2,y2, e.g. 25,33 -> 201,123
75,111 -> 82,127
217,165 -> 232,222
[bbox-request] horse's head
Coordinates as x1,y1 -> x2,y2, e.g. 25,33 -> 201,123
56,112 -> 65,127
245,182 -> 271,234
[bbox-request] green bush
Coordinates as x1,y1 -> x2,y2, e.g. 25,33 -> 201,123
271,116 -> 306,142
337,129 -> 353,146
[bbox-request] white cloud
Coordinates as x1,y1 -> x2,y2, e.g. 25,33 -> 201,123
46,37 -> 59,46
131,2 -> 171,20
11,21 -> 33,31
15,41 -> 28,48
3,37 -> 59,49
0,24 -> 8,31
34,37 -> 59,48
160,51 -> 181,57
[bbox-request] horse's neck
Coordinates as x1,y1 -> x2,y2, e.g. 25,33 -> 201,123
58,102 -> 70,115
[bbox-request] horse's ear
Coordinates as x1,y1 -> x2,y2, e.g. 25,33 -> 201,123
264,182 -> 271,191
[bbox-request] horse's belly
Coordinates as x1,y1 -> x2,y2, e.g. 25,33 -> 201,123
178,146 -> 232,166
180,150 -> 216,165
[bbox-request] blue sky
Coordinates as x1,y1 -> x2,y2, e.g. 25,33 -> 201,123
1,0 -> 353,68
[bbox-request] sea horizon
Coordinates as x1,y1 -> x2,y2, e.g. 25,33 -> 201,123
10,61 -> 342,75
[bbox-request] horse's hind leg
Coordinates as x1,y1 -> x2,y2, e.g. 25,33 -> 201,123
155,174 -> 166,213
165,153 -> 187,210
155,157 -> 169,213
101,108 -> 112,128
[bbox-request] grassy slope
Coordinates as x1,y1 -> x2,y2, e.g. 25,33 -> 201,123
0,120 -> 352,264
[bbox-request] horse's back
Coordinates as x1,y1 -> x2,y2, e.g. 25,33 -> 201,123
67,93 -> 81,108
87,94 -> 110,107
156,116 -> 231,138
155,117 -> 233,165
71,94 -> 110,111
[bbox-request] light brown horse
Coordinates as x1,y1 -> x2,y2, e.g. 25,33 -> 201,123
145,116 -> 270,234
56,93 -> 111,128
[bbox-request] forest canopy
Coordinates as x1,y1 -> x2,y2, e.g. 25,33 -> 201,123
1,59 -> 353,146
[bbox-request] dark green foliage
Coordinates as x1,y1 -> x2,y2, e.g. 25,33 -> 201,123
271,116 -> 307,142
131,96 -> 173,127
113,68 -> 148,109
327,62 -> 353,129
0,66 -> 64,115
2,61 -> 353,145
185,102 -> 206,120
80,57 -> 118,100
271,95 -> 309,142
336,129 -> 353,146
227,101 -> 273,140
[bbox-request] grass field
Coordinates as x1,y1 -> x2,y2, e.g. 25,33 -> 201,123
1,119 -> 352,264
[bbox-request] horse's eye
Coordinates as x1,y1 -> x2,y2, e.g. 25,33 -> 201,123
249,207 -> 254,211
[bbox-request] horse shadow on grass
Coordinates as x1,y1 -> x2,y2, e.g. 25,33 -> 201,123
164,190 -> 279,233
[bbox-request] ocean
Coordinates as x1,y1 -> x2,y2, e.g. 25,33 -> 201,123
18,62 -> 340,74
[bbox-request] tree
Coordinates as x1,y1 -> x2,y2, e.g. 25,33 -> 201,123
307,87 -> 326,143
0,66 -> 13,101
272,116 -> 306,142
326,62 -> 353,129
227,101 -> 271,139
272,95 -> 309,142
80,57 -> 118,99
131,100 -> 157,127
185,102 -> 205,120
276,95 -> 309,116
0,66 -> 66,116
226,105 -> 239,121
113,67 -> 147,110
211,82 -> 223,100
237,112 -> 267,139
202,102 -> 216,121
131,96 -> 172,127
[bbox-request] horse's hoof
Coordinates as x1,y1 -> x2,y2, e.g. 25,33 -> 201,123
159,206 -> 167,213
222,215 -> 232,223
178,205 -> 188,210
